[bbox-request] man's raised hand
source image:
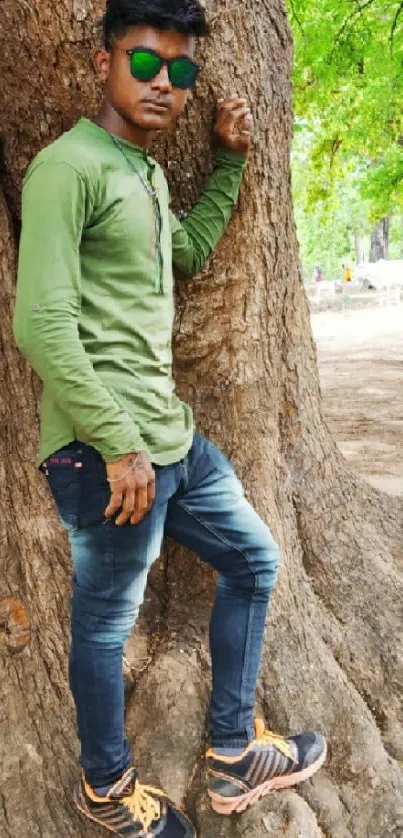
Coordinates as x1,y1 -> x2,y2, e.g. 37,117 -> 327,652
214,95 -> 254,156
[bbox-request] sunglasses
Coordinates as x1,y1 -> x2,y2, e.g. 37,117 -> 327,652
126,48 -> 201,90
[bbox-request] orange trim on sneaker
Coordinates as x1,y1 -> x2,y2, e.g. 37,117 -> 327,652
83,778 -> 110,803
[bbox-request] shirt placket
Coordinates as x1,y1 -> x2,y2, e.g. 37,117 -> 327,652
146,161 -> 163,294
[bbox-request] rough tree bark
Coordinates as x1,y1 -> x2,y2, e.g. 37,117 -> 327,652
370,217 -> 390,262
1,2 -> 402,837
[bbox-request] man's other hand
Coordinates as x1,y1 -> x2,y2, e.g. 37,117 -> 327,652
214,95 -> 254,155
105,452 -> 156,526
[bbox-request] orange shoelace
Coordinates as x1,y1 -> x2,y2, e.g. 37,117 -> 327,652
254,720 -> 296,762
122,781 -> 163,832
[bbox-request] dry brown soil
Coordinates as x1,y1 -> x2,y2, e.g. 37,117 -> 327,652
312,304 -> 403,496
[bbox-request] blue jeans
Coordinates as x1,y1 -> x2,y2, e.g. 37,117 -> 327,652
42,434 -> 280,787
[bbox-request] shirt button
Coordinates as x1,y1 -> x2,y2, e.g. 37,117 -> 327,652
32,305 -> 41,311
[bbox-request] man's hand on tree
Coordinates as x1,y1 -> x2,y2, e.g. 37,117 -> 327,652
214,95 -> 254,156
104,452 -> 156,526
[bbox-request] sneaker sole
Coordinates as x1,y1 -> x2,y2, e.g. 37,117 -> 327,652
73,783 -> 197,837
208,741 -> 327,815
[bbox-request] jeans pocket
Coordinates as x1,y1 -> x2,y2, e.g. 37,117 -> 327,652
42,446 -> 80,495
41,447 -> 81,530
77,446 -> 110,529
44,470 -> 80,532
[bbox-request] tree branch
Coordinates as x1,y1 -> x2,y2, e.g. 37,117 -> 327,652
390,0 -> 403,53
329,0 -> 378,63
288,0 -> 304,35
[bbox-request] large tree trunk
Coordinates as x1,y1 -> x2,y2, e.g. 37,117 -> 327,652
370,216 -> 390,262
1,2 -> 402,837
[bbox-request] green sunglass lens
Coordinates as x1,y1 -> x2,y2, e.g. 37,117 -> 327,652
130,51 -> 162,81
170,58 -> 199,89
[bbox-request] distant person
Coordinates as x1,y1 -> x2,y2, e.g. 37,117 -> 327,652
343,264 -> 353,283
312,265 -> 324,283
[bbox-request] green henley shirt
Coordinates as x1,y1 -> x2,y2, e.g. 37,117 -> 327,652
14,118 -> 246,466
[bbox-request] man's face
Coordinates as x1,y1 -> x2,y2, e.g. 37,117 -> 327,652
97,26 -> 194,132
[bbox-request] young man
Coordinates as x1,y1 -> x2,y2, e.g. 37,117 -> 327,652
14,1 -> 326,835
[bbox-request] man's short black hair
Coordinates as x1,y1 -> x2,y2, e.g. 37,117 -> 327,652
103,0 -> 209,50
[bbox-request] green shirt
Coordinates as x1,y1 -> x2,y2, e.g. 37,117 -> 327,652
14,118 -> 246,466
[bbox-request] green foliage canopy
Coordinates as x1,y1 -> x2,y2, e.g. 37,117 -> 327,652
289,0 -> 403,275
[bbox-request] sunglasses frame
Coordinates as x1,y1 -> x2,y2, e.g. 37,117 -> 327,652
125,47 -> 201,89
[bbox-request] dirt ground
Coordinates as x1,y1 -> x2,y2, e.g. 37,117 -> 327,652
312,303 -> 403,496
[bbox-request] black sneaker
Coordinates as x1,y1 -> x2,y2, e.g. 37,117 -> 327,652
73,767 -> 196,836
207,719 -> 327,815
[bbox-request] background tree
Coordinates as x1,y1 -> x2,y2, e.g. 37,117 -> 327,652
290,0 -> 403,274
370,216 -> 391,263
292,140 -> 373,279
0,2 -> 402,837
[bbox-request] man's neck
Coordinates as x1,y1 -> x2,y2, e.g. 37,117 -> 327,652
95,102 -> 154,149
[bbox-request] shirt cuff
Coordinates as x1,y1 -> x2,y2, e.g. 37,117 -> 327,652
214,147 -> 248,169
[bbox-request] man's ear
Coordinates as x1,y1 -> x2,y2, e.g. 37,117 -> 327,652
93,49 -> 111,83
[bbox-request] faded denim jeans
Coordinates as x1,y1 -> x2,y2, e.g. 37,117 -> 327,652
42,433 -> 280,787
